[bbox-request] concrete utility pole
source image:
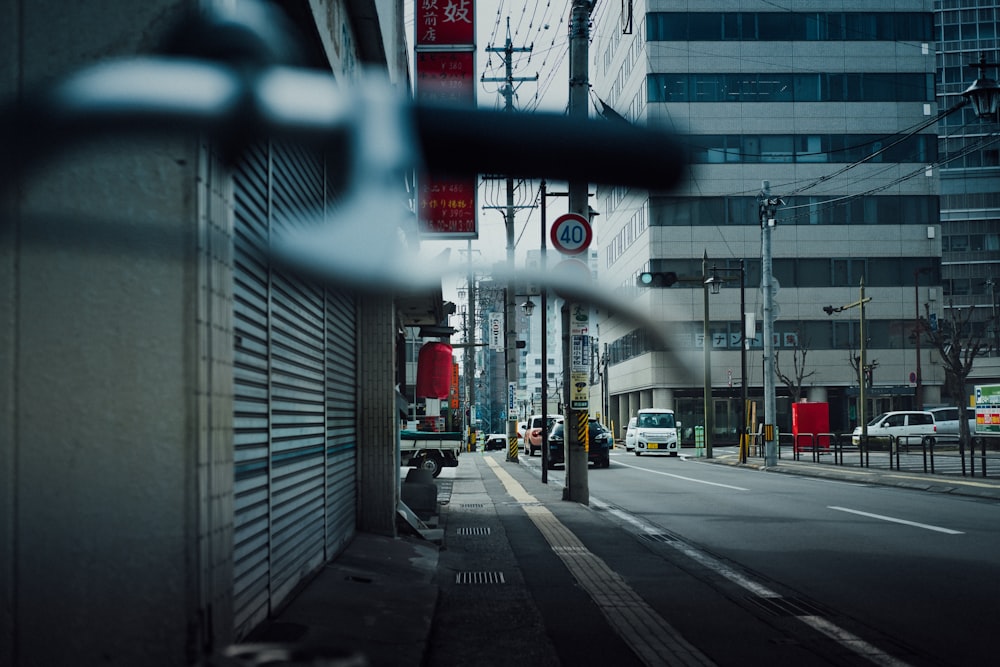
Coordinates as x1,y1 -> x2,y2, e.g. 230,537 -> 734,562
758,181 -> 783,467
483,20 -> 536,463
466,240 -> 476,451
563,0 -> 594,503
702,251 -> 713,459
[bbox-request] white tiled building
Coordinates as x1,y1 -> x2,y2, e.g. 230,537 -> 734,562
592,1 -> 945,441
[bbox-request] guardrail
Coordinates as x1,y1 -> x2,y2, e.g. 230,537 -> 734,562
745,431 -> 1000,478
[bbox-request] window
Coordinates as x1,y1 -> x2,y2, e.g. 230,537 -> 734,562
833,259 -> 866,286
885,414 -> 904,427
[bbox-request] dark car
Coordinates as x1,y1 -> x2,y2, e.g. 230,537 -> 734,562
483,434 -> 507,452
546,419 -> 612,469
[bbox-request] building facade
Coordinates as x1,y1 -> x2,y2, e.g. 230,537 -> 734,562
593,1 -> 944,442
0,1 -> 440,665
934,1 -> 1000,364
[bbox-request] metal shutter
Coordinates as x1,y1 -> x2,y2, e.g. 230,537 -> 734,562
231,141 -> 357,637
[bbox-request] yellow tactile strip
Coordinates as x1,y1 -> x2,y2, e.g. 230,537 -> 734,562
484,457 -> 715,667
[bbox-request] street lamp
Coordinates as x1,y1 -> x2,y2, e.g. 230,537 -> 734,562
913,267 -> 935,409
521,298 -> 536,317
961,53 -> 1000,120
705,259 -> 748,461
824,279 -> 872,449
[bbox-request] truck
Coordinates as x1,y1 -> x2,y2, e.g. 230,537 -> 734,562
400,430 -> 462,477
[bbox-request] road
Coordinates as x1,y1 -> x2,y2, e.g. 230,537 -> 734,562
514,446 -> 1000,666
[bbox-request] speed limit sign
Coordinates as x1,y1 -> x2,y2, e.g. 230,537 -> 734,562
550,213 -> 592,255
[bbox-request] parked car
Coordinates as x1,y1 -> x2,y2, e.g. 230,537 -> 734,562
927,406 -> 977,437
517,421 -> 527,445
633,408 -> 681,456
524,414 -> 558,456
852,411 -> 936,446
483,433 -> 507,452
624,417 -> 638,451
545,418 -> 612,468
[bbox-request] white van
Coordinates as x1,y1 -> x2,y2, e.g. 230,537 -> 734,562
633,408 -> 681,456
852,411 -> 936,446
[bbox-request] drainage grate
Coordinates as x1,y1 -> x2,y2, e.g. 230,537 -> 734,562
455,571 -> 506,585
456,526 -> 491,536
746,595 -> 830,618
459,503 -> 485,509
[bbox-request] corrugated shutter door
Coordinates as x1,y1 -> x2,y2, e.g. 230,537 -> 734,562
231,141 -> 358,637
325,289 -> 357,552
232,142 -> 272,634
268,144 -> 328,605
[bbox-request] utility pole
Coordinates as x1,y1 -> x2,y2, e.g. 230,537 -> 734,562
466,240 -> 476,451
758,181 -> 783,467
563,0 -> 594,503
483,20 -> 537,463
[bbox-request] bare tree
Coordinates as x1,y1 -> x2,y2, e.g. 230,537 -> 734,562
847,352 -> 879,390
920,300 -> 987,460
774,327 -> 817,403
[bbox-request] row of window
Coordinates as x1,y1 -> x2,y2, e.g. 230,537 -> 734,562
606,316 -> 979,368
649,196 -> 939,227
640,257 -> 940,291
686,134 -> 936,165
943,233 -> 1000,252
646,12 -> 933,43
648,73 -> 933,104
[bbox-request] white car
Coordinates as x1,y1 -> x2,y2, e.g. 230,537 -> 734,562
633,408 -> 681,456
927,406 -> 977,436
852,411 -> 936,446
624,417 -> 638,451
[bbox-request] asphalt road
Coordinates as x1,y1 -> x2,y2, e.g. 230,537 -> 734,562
515,447 -> 1000,666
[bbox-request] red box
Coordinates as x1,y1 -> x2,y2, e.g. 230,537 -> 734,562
791,402 -> 830,452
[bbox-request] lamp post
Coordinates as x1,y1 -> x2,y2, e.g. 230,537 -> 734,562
705,259 -> 747,461
824,279 -> 872,448
961,53 -> 1000,120
913,267 -> 934,409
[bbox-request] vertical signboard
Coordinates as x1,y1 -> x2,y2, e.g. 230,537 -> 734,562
975,385 -> 1000,435
488,312 -> 504,351
570,303 -> 590,409
415,1 -> 477,239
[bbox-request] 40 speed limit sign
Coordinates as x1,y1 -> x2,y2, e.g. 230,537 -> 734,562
550,213 -> 592,255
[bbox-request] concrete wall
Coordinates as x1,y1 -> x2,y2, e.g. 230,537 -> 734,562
1,2 -> 218,663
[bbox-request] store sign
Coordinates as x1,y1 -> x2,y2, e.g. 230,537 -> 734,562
416,0 -> 474,46
488,312 -> 503,351
415,1 -> 477,239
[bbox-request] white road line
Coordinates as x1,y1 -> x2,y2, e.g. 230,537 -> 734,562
613,460 -> 750,490
828,506 -> 964,534
590,497 -> 914,666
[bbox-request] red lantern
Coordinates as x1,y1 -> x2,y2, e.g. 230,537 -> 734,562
416,342 -> 454,399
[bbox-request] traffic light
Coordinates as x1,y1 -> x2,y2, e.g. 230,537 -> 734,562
823,305 -> 836,315
637,271 -> 677,288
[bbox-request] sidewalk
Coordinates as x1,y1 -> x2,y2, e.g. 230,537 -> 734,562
243,447 -> 1000,666
705,446 -> 1000,500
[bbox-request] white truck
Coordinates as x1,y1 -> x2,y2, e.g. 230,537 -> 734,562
400,430 -> 462,477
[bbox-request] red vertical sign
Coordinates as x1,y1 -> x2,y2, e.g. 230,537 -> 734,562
415,0 -> 475,46
415,1 -> 477,239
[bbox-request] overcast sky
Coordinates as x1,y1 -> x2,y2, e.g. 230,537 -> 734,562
408,1 -> 576,302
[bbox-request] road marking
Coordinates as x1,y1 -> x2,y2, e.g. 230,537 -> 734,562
828,506 -> 964,534
589,496 -> 914,666
484,457 -> 715,667
613,460 -> 749,491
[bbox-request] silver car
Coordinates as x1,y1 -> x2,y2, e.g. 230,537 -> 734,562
624,417 -> 638,451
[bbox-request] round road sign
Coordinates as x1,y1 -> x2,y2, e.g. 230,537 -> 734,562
550,213 -> 592,255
